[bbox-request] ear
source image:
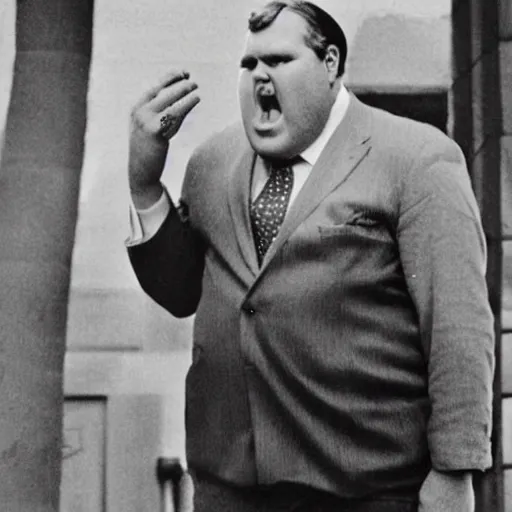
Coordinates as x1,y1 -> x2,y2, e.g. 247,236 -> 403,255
324,44 -> 340,84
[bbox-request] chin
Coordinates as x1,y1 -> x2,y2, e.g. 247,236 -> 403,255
246,132 -> 302,160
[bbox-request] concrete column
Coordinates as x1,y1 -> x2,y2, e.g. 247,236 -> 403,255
0,1 -> 93,509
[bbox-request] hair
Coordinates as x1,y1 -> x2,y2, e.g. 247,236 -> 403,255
248,1 -> 347,77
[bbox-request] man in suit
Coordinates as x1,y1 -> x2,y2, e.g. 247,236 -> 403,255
126,2 -> 494,511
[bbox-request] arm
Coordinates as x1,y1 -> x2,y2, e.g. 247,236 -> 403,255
127,69 -> 204,317
126,188 -> 171,246
396,136 -> 494,509
128,197 -> 206,317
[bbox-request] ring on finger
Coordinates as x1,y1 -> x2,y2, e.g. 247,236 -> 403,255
159,113 -> 175,139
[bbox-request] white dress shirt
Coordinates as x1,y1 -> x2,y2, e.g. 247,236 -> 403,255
127,85 -> 350,246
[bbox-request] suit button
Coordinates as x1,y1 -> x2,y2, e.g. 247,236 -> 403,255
242,304 -> 256,315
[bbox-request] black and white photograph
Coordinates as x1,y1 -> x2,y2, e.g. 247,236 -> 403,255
0,0 -> 509,510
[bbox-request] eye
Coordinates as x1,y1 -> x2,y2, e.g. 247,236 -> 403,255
265,55 -> 292,68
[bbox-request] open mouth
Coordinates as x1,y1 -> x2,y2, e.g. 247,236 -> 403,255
255,84 -> 282,126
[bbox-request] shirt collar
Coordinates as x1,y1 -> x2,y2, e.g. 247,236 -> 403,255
300,84 -> 350,166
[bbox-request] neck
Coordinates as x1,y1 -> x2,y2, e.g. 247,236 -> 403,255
329,79 -> 342,104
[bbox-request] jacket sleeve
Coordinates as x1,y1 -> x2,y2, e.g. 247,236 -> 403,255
127,198 -> 206,318
397,135 -> 495,471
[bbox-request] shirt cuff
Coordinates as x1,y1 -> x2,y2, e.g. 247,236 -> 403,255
125,188 -> 171,247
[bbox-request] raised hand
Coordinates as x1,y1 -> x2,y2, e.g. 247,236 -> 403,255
129,70 -> 200,208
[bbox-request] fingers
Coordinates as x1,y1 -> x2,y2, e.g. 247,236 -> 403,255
159,69 -> 191,88
133,69 -> 191,110
131,69 -> 200,141
158,92 -> 201,140
161,91 -> 201,126
149,78 -> 199,113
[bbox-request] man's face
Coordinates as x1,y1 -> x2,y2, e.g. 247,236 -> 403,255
238,10 -> 338,160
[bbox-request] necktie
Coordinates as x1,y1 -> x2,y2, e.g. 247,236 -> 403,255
250,164 -> 294,265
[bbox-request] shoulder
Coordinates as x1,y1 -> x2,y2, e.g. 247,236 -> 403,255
363,100 -> 461,164
188,122 -> 248,169
182,122 -> 249,197
358,100 -> 468,197
357,100 -> 474,217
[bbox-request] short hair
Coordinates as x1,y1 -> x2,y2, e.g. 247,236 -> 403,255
248,1 -> 347,77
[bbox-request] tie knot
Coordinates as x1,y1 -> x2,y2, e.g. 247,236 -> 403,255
269,166 -> 293,182
268,156 -> 301,171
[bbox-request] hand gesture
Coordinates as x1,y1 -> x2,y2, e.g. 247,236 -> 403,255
129,70 -> 200,207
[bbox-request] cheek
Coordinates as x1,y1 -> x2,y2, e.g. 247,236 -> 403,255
280,95 -> 317,136
237,78 -> 252,107
285,79 -> 329,122
280,72 -> 322,112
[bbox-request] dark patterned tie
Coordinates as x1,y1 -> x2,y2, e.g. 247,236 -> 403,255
250,164 -> 294,265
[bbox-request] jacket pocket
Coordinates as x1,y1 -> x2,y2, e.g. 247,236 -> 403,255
318,221 -> 394,244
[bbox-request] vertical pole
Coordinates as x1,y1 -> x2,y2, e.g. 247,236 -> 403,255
0,0 -> 93,510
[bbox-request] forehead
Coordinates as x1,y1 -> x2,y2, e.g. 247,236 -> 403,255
243,9 -> 311,54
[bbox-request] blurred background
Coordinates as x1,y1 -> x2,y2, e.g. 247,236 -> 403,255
0,0 -> 511,510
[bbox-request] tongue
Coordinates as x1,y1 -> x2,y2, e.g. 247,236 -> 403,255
261,107 -> 281,124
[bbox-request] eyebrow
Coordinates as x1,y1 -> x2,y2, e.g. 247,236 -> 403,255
240,52 -> 294,68
240,55 -> 257,69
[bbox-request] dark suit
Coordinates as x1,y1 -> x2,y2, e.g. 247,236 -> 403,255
129,96 -> 494,500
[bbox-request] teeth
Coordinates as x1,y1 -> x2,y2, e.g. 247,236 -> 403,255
256,83 -> 274,97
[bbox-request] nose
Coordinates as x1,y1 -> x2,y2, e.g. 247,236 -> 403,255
252,61 -> 271,83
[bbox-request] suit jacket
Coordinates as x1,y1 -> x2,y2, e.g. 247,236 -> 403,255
128,95 -> 494,499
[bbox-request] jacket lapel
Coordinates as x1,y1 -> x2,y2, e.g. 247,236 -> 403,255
227,144 -> 260,277
260,96 -> 373,271
227,95 -> 373,279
